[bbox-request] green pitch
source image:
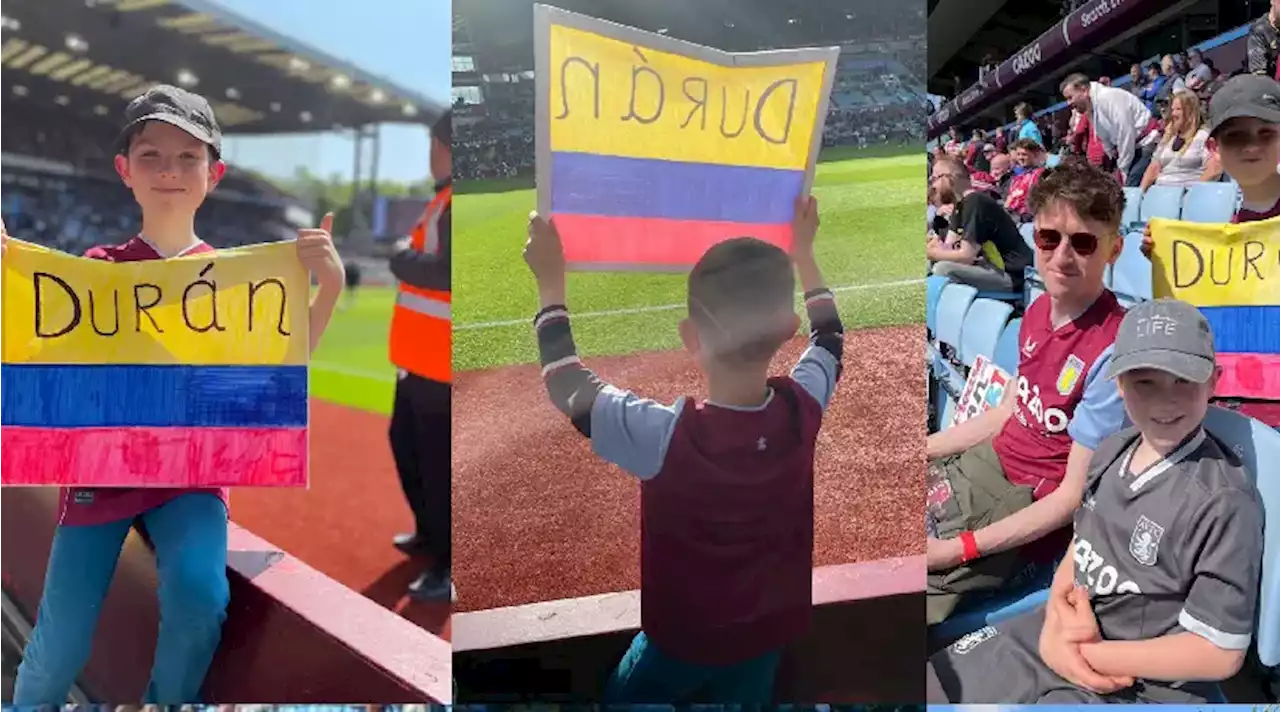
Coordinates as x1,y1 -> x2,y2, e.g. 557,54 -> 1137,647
453,145 -> 926,373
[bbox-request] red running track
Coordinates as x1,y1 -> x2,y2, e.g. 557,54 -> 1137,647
229,399 -> 451,640
453,325 -> 927,613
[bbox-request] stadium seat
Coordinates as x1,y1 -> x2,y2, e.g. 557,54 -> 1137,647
959,298 -> 1014,369
930,281 -> 978,401
929,560 -> 1055,645
1019,222 -> 1036,250
1111,231 -> 1153,306
1138,184 -> 1185,223
993,318 -> 1022,374
935,282 -> 978,352
1181,181 -> 1238,224
926,274 -> 949,336
1045,154 -> 1062,168
1023,265 -> 1045,306
1203,407 -> 1280,668
1121,187 -> 1143,230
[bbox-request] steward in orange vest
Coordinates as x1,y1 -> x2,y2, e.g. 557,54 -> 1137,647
388,110 -> 453,602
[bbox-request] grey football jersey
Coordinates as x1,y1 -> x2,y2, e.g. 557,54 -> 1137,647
1072,426 -> 1264,659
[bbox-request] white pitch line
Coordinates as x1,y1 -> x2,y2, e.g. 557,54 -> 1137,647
311,361 -> 395,382
455,278 -> 925,332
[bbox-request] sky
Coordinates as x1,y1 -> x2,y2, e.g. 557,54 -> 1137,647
209,0 -> 451,184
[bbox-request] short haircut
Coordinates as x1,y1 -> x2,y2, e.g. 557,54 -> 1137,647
1014,101 -> 1033,117
1060,73 -> 1090,93
431,110 -> 452,147
933,154 -> 970,178
1027,161 -> 1124,231
1012,138 -> 1043,153
687,237 -> 796,364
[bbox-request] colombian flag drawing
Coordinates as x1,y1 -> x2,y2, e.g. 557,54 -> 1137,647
535,5 -> 839,270
1150,216 -> 1280,401
1,239 -> 310,487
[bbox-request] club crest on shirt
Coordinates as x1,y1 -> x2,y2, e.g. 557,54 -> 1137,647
951,625 -> 998,654
1129,515 -> 1165,566
1056,354 -> 1086,395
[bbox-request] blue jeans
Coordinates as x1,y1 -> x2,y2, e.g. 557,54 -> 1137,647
604,630 -> 781,703
13,493 -> 230,704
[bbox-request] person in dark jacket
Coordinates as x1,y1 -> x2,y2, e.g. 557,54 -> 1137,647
388,110 -> 453,602
1247,0 -> 1280,78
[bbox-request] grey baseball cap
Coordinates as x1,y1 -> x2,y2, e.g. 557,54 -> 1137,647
115,84 -> 222,158
1207,74 -> 1280,136
1106,299 -> 1216,383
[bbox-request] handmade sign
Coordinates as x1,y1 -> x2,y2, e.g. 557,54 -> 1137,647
1,238 -> 310,487
534,4 -> 838,271
951,354 -> 1011,426
1150,216 -> 1279,400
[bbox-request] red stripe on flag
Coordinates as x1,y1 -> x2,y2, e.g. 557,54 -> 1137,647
1216,353 -> 1280,401
1,427 -> 307,487
553,214 -> 793,270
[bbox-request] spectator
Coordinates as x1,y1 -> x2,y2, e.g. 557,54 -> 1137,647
1140,91 -> 1218,189
1185,48 -> 1214,94
926,155 -> 1032,293
1158,55 -> 1187,102
1125,62 -> 1145,97
925,161 -> 1128,624
1005,139 -> 1047,221
1140,64 -> 1167,111
1062,73 -> 1157,186
1014,102 -> 1044,148
1246,0 -> 1280,79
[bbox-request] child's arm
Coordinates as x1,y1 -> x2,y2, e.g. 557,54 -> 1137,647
1078,634 -> 1245,682
525,213 -> 679,480
789,196 -> 844,411
296,213 -> 345,354
1080,489 -> 1263,682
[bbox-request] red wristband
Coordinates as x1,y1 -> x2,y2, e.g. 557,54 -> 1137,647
959,531 -> 980,564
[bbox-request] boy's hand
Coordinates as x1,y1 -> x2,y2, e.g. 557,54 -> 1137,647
297,213 -> 344,291
1040,589 -> 1133,694
524,211 -> 566,303
1140,224 -> 1153,259
1060,585 -> 1104,643
791,195 -> 819,257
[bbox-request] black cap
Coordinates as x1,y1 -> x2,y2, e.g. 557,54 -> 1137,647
1208,74 -> 1280,136
116,84 -> 222,158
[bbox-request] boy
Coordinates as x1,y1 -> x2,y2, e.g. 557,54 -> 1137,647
522,197 -> 842,702
3,84 -> 345,704
927,298 -> 1264,703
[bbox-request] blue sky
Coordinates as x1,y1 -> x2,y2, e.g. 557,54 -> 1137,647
210,0 -> 451,184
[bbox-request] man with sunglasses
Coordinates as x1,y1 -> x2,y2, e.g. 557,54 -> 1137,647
926,162 -> 1129,625
926,156 -> 1033,293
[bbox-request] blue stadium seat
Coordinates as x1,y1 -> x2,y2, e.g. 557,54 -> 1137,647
930,561 -> 1055,643
1121,186 -> 1143,230
1111,231 -> 1153,306
1045,154 -> 1062,168
1019,222 -> 1035,250
959,298 -> 1014,369
926,274 -> 949,335
1181,181 -> 1238,224
1138,184 -> 1185,223
935,282 -> 978,356
993,318 -> 1022,374
1023,265 -> 1045,306
1203,406 -> 1280,668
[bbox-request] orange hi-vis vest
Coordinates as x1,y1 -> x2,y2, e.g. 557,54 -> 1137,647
389,185 -> 451,383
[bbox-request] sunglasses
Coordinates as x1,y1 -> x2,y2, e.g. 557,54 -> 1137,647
1033,229 -> 1100,256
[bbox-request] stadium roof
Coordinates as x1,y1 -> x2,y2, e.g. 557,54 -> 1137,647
928,0 -> 1069,94
1,0 -> 447,136
455,0 -> 923,73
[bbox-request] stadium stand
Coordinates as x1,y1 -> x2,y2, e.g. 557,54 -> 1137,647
1,0 -> 449,702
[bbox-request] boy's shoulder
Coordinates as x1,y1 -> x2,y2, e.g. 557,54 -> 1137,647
1188,429 -> 1259,501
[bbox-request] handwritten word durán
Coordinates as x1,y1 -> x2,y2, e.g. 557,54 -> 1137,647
557,46 -> 801,144
1171,239 -> 1276,289
32,263 -> 291,338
